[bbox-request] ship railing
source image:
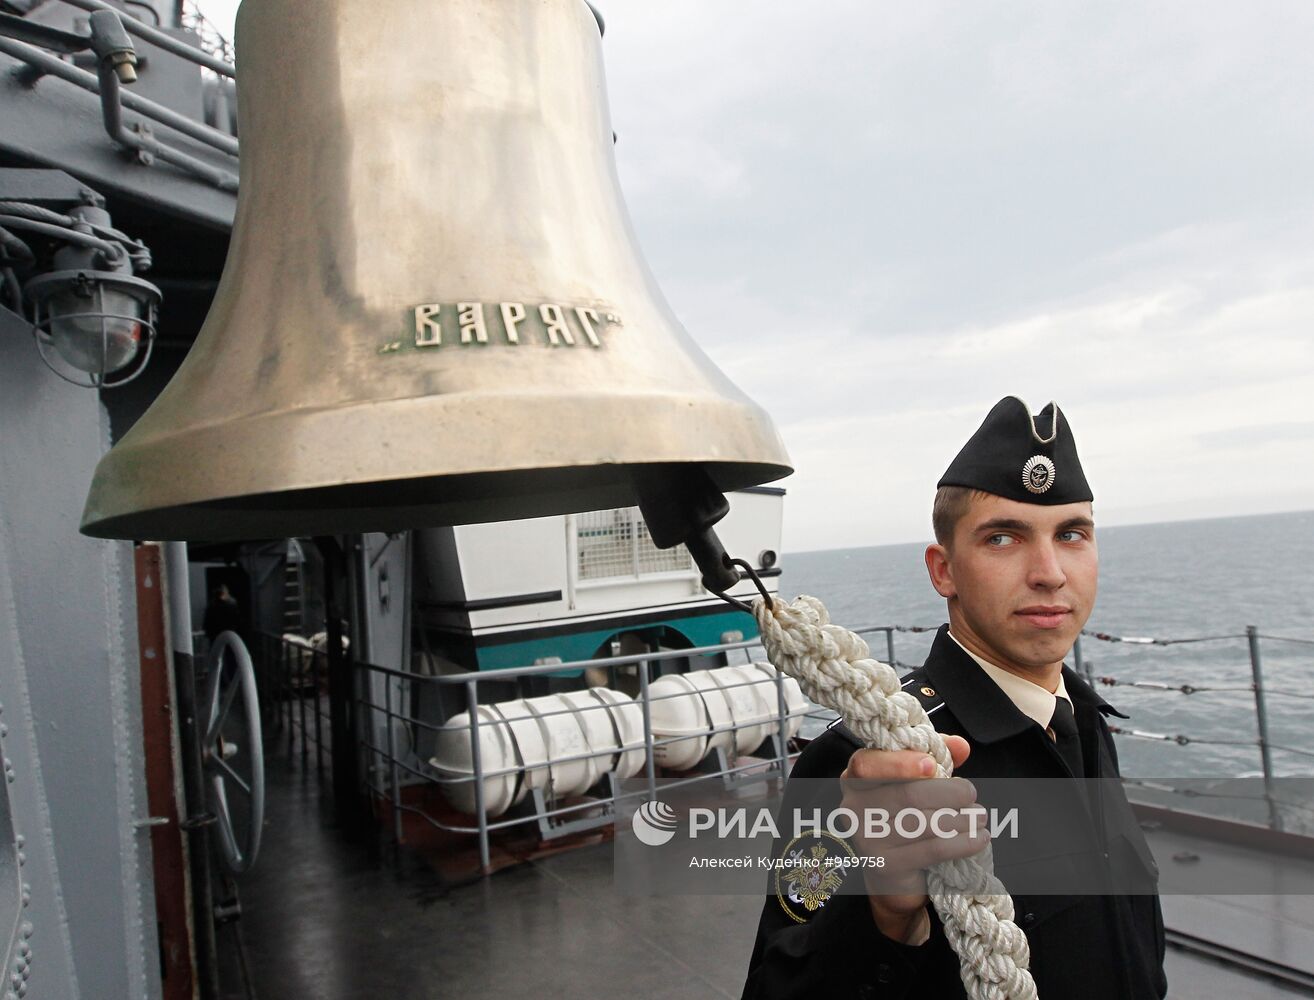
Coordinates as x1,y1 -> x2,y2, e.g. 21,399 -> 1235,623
249,632 -> 331,778
251,622 -> 1314,868
883,625 -> 1314,829
251,626 -> 909,871
1068,626 -> 1314,830
372,636 -> 823,870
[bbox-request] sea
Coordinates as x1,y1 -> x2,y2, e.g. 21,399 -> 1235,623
778,508 -> 1314,779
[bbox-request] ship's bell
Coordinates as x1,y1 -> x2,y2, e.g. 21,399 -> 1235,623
80,0 -> 791,549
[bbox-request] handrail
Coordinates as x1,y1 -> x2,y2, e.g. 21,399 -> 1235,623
256,619 -> 1314,864
267,621 -> 912,686
95,52 -> 238,190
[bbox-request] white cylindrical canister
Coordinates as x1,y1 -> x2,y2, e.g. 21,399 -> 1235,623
647,663 -> 808,771
430,687 -> 645,816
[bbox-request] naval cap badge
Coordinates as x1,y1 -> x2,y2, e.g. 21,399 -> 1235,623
1022,454 -> 1056,495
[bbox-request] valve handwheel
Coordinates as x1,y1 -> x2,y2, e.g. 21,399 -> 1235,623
201,631 -> 265,874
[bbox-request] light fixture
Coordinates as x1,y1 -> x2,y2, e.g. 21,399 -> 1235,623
20,205 -> 161,389
26,267 -> 159,385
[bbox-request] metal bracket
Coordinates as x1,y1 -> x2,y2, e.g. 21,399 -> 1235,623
212,899 -> 242,924
178,812 -> 217,831
511,772 -> 621,842
685,734 -> 790,792
0,169 -> 100,208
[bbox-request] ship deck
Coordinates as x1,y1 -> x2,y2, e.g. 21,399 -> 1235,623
217,749 -> 1314,999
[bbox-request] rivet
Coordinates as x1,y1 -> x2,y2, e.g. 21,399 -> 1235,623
920,686 -> 936,697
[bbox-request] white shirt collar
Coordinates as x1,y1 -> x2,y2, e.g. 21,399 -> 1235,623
947,630 -> 1072,731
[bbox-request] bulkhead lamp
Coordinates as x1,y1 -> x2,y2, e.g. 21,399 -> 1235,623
26,267 -> 159,386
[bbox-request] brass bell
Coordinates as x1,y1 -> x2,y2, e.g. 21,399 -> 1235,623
80,0 -> 790,549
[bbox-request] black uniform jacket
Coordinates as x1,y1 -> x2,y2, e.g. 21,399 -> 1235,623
741,625 -> 1167,999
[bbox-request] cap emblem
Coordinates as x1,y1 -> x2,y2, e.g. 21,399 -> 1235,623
1022,455 -> 1056,494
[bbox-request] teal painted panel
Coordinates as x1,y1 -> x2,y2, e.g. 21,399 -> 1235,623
472,610 -> 759,672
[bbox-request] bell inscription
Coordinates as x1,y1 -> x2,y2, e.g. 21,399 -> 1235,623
381,301 -> 623,353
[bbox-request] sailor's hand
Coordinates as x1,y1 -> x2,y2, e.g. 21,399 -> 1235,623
837,735 -> 984,943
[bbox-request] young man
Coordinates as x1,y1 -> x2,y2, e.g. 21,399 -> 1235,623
741,396 -> 1166,999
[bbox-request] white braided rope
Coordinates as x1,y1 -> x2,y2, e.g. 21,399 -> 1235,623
754,594 -> 1038,1000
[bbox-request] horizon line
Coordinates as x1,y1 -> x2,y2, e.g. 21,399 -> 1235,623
787,505 -> 1314,559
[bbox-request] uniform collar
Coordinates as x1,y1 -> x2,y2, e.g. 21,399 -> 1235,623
922,624 -> 1127,744
947,630 -> 1071,731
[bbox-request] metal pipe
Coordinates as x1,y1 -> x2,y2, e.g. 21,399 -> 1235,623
351,637 -> 764,684
884,627 -> 896,668
97,58 -> 239,191
313,649 -> 324,778
298,648 -> 308,766
466,679 -> 490,872
0,226 -> 33,266
564,514 -> 578,609
0,10 -> 90,53
284,621 -> 905,688
0,36 -> 239,155
163,542 -> 221,1000
0,201 -> 78,226
385,677 -> 402,843
1246,625 -> 1281,831
59,0 -> 236,77
0,214 -> 122,258
279,638 -> 290,740
317,537 -> 360,826
1,264 -> 21,310
774,669 -> 789,779
1073,635 -> 1092,684
638,659 -> 657,800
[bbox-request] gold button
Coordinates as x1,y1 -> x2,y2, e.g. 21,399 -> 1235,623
920,686 -> 936,697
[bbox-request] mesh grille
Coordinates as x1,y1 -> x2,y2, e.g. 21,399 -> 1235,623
576,508 -> 693,580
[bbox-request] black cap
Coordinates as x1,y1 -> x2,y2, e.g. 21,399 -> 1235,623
937,397 -> 1092,505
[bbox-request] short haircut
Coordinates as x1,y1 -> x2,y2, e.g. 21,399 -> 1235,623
931,486 -> 990,548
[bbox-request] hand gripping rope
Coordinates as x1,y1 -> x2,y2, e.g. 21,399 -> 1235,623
754,594 -> 1038,1000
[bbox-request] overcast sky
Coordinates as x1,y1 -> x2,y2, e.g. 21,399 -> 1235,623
198,2 -> 1314,551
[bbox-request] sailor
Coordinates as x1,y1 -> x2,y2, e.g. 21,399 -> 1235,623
740,396 -> 1167,999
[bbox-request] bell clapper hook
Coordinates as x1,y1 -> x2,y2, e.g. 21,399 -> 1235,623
709,556 -> 773,616
728,557 -> 773,606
